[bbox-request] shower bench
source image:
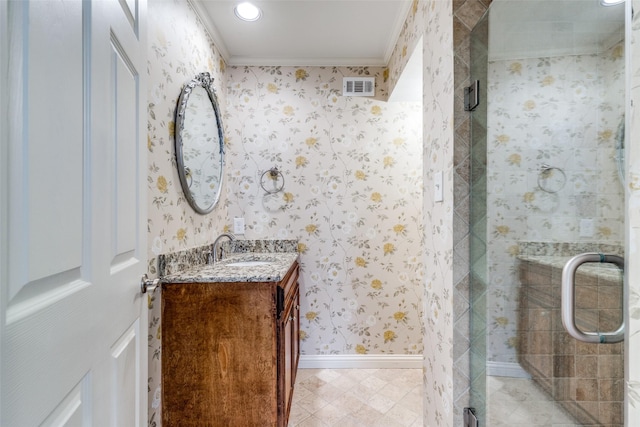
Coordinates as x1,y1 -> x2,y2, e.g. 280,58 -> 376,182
517,255 -> 623,426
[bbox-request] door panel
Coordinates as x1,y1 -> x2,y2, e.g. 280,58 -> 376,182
40,376 -> 91,427
110,320 -> 141,427
1,0 -> 147,425
8,0 -> 85,303
27,0 -> 84,286
112,38 -> 140,264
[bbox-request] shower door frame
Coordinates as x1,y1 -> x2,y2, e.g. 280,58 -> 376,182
467,1 -> 632,425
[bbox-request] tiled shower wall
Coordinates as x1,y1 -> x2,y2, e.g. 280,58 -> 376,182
453,0 -> 491,424
465,2 -> 640,427
486,44 -> 625,365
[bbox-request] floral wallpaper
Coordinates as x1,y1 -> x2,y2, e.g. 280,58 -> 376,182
421,3 -> 455,425
388,1 -> 457,425
146,0 -> 426,425
146,0 -> 228,425
387,0 -> 423,96
141,1 -> 640,427
486,43 -> 626,364
224,65 -> 424,356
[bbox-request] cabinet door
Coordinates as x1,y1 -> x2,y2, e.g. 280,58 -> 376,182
163,283 -> 279,426
292,285 -> 300,379
283,300 -> 294,424
282,284 -> 300,425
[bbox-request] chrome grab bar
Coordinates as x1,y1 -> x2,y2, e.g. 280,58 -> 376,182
561,253 -> 624,344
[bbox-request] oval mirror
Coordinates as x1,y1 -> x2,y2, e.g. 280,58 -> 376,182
175,72 -> 225,214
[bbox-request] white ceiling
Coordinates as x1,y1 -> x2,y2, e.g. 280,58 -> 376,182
190,0 -> 412,66
489,0 -> 625,61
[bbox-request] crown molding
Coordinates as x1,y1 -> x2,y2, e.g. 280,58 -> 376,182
187,0 -> 231,64
226,56 -> 387,67
383,0 -> 413,65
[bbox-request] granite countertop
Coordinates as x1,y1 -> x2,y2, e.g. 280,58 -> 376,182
161,252 -> 299,284
518,254 -> 623,282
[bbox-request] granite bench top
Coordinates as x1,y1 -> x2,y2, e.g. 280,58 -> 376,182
518,254 -> 623,283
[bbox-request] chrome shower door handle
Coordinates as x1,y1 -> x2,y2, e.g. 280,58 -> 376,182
561,253 -> 624,344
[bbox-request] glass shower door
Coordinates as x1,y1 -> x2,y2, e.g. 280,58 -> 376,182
469,1 -> 627,426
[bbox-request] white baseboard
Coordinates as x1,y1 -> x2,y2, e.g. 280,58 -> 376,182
298,354 -> 423,369
486,361 -> 531,378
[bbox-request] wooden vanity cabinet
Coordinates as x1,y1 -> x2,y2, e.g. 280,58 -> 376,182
162,261 -> 300,427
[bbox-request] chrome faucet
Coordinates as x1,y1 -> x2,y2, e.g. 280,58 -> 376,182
211,232 -> 236,263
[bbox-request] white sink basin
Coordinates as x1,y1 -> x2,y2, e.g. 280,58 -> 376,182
225,260 -> 272,267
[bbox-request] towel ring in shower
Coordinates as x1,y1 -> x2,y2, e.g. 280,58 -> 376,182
537,164 -> 566,193
260,167 -> 285,194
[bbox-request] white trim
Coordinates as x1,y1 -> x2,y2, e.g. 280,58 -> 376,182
187,0 -> 231,64
486,361 -> 531,379
383,0 -> 413,65
226,56 -> 387,67
298,354 -> 423,369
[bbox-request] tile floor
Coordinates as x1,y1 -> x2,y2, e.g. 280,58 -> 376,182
287,370 -> 580,427
287,368 -> 424,427
487,376 -> 578,426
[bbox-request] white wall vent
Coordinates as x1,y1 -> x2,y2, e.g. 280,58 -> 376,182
343,77 -> 375,97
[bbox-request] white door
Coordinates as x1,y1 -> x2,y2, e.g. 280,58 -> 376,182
1,0 -> 148,425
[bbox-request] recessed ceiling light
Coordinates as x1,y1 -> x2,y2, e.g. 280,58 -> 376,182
600,0 -> 624,6
234,2 -> 262,21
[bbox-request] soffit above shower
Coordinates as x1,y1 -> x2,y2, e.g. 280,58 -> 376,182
489,0 -> 624,61
190,0 -> 412,66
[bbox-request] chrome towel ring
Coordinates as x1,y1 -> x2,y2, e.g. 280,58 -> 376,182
260,167 -> 285,194
538,164 -> 566,193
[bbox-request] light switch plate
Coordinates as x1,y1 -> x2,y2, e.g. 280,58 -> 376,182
434,171 -> 443,202
233,217 -> 245,234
